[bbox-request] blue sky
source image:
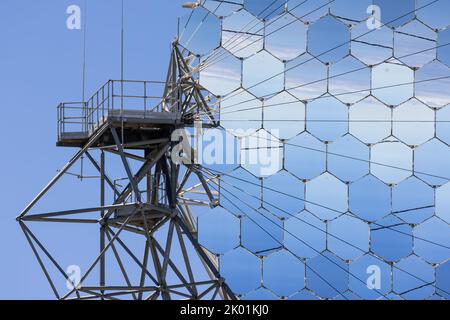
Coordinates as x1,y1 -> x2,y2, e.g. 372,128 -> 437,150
0,0 -> 185,299
1,0 -> 449,301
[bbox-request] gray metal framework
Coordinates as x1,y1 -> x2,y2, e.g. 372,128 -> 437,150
17,42 -> 236,300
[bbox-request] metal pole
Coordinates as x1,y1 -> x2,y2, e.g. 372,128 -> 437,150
100,151 -> 106,299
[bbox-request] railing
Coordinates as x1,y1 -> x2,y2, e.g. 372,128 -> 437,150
57,80 -> 166,140
114,174 -> 168,206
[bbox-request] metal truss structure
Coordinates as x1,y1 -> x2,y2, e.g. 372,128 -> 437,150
17,42 -> 236,300
18,0 -> 450,301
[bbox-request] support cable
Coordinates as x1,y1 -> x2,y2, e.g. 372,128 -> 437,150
200,166 -> 450,250
215,181 -> 446,298
220,75 -> 450,115
82,0 -> 88,102
182,1 -> 225,51
121,0 -> 125,143
200,0 -> 305,67
217,125 -> 450,183
200,0 -> 330,72
218,42 -> 450,112
208,183 -> 351,300
217,0 -> 441,105
208,174 -> 449,296
146,39 -> 450,124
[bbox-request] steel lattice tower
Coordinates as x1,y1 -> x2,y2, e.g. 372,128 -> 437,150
17,43 -> 236,300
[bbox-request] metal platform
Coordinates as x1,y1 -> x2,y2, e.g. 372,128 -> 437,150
57,109 -> 182,148
112,202 -> 172,229
56,80 -> 181,148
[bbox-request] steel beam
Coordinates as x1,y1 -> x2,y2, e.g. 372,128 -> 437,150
18,123 -> 110,219
19,43 -> 235,301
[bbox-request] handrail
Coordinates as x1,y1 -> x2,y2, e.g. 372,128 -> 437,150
57,80 -> 165,140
